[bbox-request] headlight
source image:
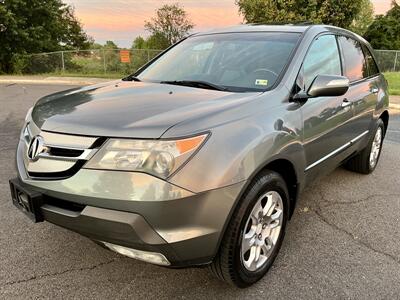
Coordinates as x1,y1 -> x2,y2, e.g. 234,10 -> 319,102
20,107 -> 33,141
25,107 -> 33,122
85,133 -> 208,178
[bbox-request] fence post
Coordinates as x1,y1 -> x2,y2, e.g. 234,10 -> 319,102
147,50 -> 150,62
394,51 -> 398,72
61,51 -> 65,72
101,49 -> 107,74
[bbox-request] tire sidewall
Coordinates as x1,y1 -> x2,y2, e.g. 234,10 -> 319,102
367,119 -> 385,173
234,172 -> 290,286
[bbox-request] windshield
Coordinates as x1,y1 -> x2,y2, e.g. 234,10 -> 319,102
136,32 -> 301,92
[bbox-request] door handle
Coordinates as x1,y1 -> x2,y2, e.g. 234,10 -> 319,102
370,87 -> 379,94
341,99 -> 352,108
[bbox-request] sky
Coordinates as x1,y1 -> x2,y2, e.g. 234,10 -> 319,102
63,0 -> 396,48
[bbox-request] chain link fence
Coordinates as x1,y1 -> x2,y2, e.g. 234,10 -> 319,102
12,48 -> 400,76
13,49 -> 163,77
374,50 -> 400,73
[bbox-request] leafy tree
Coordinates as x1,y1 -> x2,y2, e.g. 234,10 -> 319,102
235,0 -> 363,28
364,1 -> 400,49
144,3 -> 194,46
89,42 -> 104,50
0,0 -> 92,73
349,0 -> 374,35
132,36 -> 146,49
103,40 -> 119,49
145,33 -> 170,49
131,33 -> 170,50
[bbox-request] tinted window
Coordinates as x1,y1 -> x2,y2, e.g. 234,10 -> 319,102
363,46 -> 380,76
338,36 -> 368,81
302,35 -> 342,90
137,33 -> 300,92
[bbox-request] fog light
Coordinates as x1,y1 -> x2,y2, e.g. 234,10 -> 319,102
103,242 -> 170,266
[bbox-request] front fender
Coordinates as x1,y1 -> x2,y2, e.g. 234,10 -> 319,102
168,101 -> 305,194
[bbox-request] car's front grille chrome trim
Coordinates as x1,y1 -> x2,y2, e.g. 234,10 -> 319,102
22,122 -> 103,178
37,148 -> 98,162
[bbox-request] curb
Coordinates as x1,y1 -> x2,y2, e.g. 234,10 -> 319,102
390,103 -> 400,110
0,77 -> 112,86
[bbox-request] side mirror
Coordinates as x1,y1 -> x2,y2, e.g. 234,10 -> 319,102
292,75 -> 349,101
307,75 -> 349,98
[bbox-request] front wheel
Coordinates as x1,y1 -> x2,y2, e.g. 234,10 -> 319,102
345,119 -> 385,174
209,170 -> 289,288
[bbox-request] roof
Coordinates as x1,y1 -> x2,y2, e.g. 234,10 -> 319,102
195,24 -> 313,35
192,24 -> 368,45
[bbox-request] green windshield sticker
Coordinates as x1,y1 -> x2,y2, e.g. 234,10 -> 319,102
255,79 -> 268,86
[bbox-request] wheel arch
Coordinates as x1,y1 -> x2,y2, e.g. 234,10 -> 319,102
262,159 -> 300,218
379,110 -> 389,136
211,156 -> 301,264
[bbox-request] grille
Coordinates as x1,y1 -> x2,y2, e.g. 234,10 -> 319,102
22,122 -> 104,179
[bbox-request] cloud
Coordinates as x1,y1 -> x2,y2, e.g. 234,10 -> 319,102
63,0 -> 394,47
64,0 -> 242,46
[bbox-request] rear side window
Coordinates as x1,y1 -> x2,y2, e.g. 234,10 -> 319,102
362,46 -> 380,76
303,35 -> 342,90
338,36 -> 368,82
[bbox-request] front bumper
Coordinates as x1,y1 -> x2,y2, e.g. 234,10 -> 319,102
15,140 -> 245,267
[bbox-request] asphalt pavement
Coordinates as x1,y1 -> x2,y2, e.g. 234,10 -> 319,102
0,83 -> 399,299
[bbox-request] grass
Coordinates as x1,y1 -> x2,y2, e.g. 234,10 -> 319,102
47,72 -> 124,79
384,72 -> 400,96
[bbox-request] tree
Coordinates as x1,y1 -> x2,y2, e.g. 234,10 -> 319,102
132,36 -> 146,49
103,40 -> 119,49
89,42 -> 104,50
349,0 -> 374,35
145,33 -> 170,49
235,0 -> 364,29
131,33 -> 170,50
0,0 -> 92,73
364,1 -> 400,50
144,3 -> 194,46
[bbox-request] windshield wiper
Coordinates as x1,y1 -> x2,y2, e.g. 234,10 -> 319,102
122,74 -> 141,82
160,80 -> 228,91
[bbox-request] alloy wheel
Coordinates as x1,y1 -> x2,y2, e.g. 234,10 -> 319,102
369,127 -> 382,169
240,191 -> 284,272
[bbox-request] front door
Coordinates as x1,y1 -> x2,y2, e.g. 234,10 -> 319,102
299,34 -> 354,181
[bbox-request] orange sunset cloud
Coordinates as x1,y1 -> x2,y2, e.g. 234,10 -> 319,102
63,0 -> 396,47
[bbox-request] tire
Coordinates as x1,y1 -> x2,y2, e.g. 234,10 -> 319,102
209,170 -> 289,288
345,119 -> 385,174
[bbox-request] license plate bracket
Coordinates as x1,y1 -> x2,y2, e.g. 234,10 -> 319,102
9,178 -> 44,223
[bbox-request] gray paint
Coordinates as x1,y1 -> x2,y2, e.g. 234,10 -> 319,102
16,24 -> 389,267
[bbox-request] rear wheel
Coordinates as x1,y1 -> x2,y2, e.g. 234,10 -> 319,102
345,119 -> 385,174
209,170 -> 289,288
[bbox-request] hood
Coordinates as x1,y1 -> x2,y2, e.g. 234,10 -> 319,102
32,81 -> 260,138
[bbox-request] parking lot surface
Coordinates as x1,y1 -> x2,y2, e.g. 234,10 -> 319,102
0,83 -> 399,299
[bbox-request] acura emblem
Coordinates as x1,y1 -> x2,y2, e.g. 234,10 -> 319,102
27,136 -> 46,161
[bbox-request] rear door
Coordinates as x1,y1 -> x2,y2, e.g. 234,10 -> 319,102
337,36 -> 377,143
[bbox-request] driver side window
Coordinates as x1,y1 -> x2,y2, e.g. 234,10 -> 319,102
302,35 -> 342,91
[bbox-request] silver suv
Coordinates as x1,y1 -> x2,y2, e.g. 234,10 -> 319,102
10,24 -> 389,287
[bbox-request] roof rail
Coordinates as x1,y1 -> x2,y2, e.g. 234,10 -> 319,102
249,21 -> 315,26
